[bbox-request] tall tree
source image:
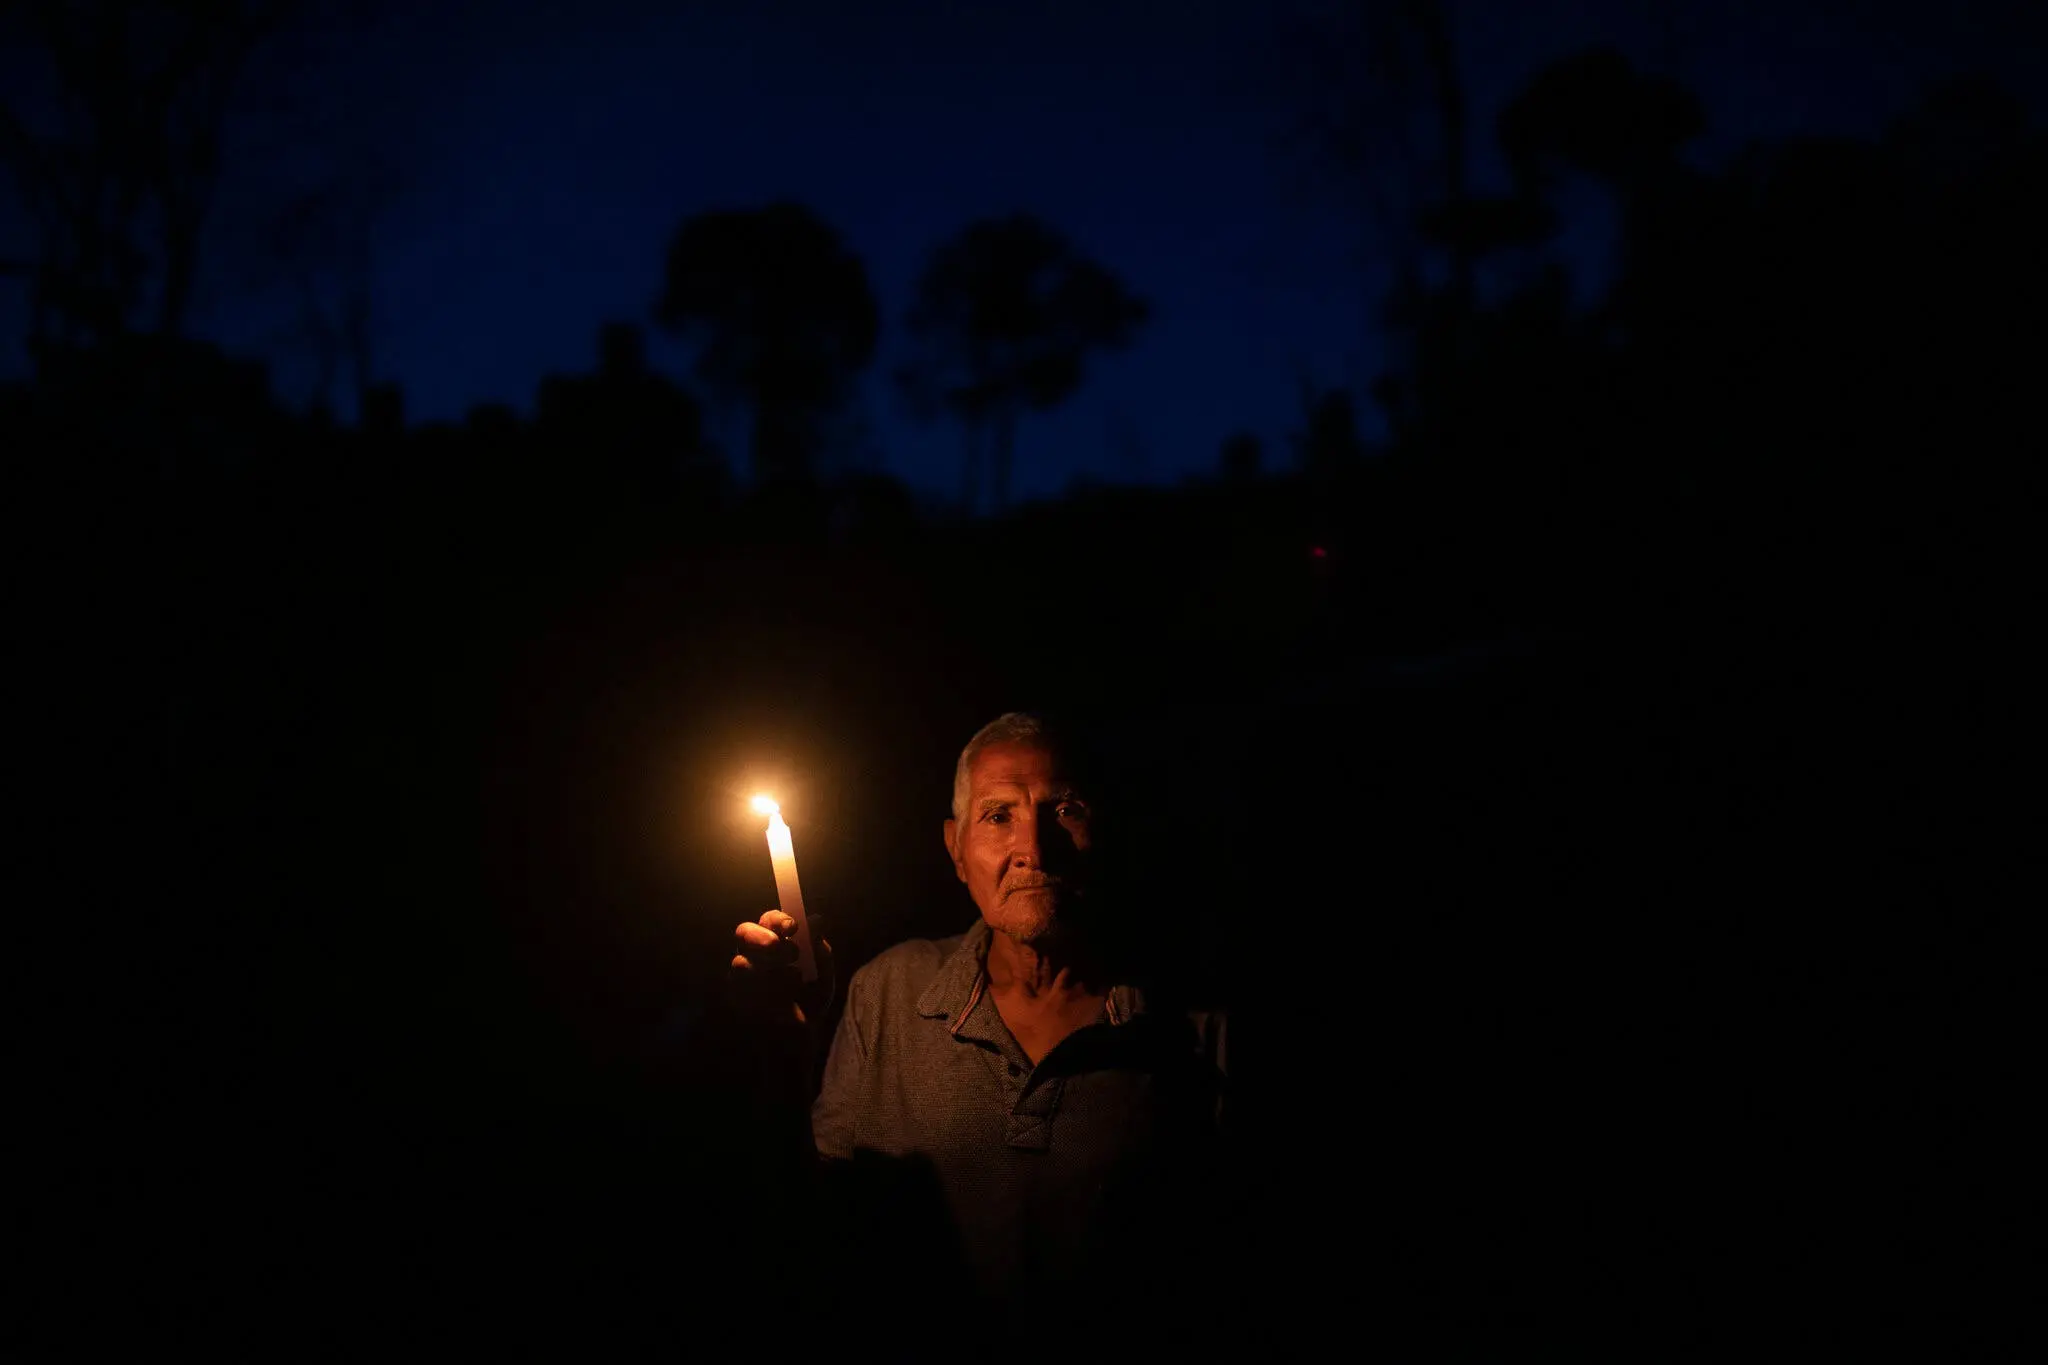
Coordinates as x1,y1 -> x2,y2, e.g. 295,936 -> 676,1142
1263,0 -> 1548,452
0,0 -> 289,353
255,156 -> 400,419
1271,1 -> 1478,297
897,212 -> 1147,514
653,201 -> 879,486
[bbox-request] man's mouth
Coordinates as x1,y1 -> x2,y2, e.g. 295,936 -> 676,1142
1003,877 -> 1064,897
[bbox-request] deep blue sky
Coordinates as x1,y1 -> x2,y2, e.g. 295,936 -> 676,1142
11,0 -> 2045,501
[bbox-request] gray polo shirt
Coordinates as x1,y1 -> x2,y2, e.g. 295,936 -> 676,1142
811,918 -> 1228,1309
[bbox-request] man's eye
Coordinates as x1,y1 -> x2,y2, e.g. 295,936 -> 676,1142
1058,803 -> 1088,820
984,810 -> 1009,824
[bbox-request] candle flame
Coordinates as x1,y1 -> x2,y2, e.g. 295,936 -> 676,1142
750,794 -> 780,816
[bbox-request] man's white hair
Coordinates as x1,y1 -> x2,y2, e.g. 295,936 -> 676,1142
951,712 -> 1051,822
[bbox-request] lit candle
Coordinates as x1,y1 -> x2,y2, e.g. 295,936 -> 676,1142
751,795 -> 818,982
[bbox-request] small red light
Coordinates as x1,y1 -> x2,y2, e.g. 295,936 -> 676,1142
1310,545 -> 1328,559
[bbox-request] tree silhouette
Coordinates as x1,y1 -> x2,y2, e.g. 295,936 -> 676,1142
535,319 -> 721,511
1497,46 -> 1705,192
1290,385 -> 1369,477
1365,45 -> 1709,460
0,0 -> 291,354
1268,1 -> 1485,305
652,201 -> 879,487
897,212 -> 1147,514
255,162 -> 401,420
1495,45 -> 1707,347
1218,430 -> 1264,482
220,55 -> 409,426
1270,0 -> 1536,477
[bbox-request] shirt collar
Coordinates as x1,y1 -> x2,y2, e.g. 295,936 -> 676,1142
914,918 -> 1147,1026
914,918 -> 990,1022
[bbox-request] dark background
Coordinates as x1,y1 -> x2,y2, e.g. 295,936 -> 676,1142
10,0 -> 2035,1357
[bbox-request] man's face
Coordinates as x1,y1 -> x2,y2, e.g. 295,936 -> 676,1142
943,739 -> 1094,945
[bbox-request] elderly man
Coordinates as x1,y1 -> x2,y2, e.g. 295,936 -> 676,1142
729,712 -> 1229,1328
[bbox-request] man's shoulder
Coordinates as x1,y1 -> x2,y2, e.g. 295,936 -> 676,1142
846,928 -> 970,1002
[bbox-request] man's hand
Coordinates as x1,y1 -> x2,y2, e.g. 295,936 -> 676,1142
729,909 -> 835,1028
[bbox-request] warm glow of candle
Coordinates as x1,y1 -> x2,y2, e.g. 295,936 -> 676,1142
757,795 -> 817,982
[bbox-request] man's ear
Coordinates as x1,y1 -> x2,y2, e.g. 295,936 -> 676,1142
942,817 -> 965,881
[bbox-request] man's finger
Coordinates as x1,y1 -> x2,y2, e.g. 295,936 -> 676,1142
759,909 -> 797,937
732,942 -> 796,974
735,922 -> 784,949
735,932 -> 798,972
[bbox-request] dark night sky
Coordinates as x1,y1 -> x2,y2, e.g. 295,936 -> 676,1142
9,0 -> 2044,501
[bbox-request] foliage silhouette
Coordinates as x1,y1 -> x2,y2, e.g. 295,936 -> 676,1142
896,212 -> 1148,515
250,136 -> 403,420
653,200 -> 879,489
1496,45 -> 1707,191
0,0 -> 297,351
1218,430 -> 1263,482
534,319 -> 724,518
1289,383 -> 1369,477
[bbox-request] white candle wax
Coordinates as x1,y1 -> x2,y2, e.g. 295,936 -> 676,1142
765,809 -> 818,983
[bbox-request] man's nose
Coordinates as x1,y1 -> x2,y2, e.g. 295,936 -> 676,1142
1009,810 -> 1042,866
